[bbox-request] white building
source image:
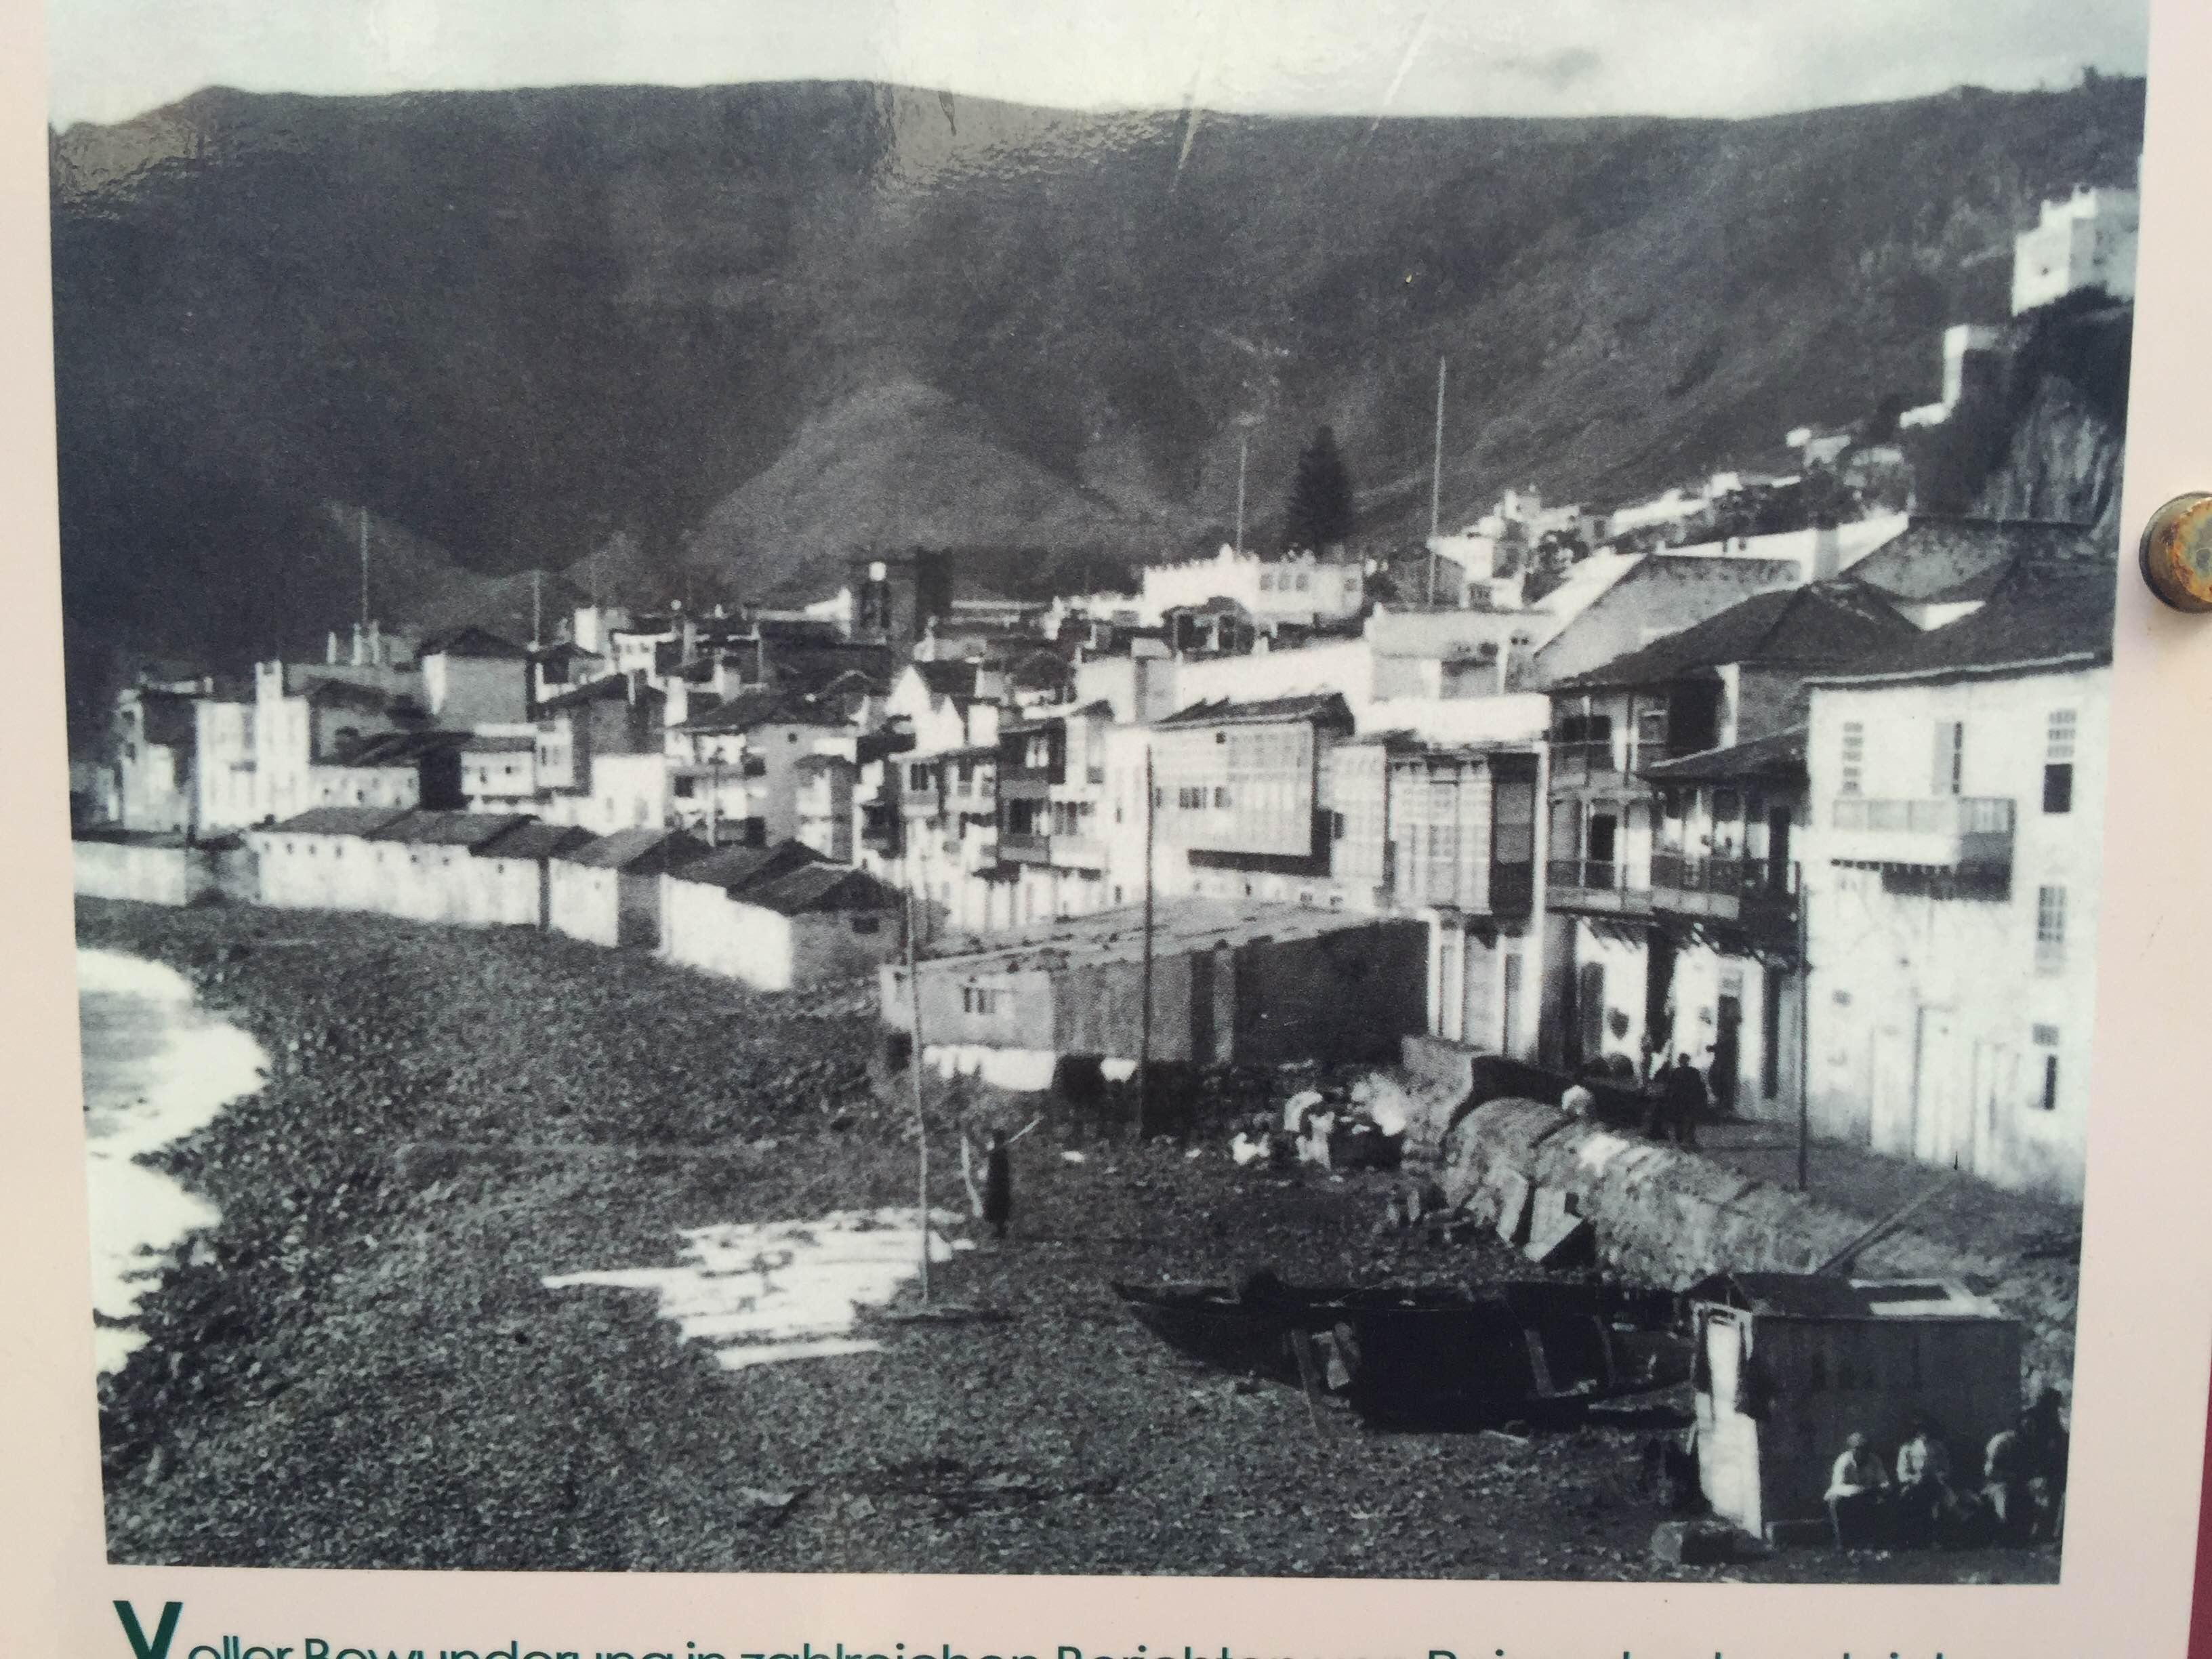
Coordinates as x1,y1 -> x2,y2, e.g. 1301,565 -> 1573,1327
2012,178 -> 2139,316
1136,544 -> 1364,632
1800,560 -> 2112,1201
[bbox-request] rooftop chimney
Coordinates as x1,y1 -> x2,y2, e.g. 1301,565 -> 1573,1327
1811,525 -> 1843,582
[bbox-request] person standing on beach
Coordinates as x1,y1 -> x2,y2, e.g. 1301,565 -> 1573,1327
981,1128 -> 1013,1241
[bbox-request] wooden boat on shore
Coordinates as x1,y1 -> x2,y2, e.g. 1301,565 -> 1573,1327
1112,1275 -> 1692,1428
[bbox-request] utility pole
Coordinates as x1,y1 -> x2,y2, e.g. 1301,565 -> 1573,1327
360,506 -> 371,631
1796,859 -> 1811,1193
903,871 -> 933,1301
1234,434 -> 1250,556
1136,744 -> 1156,1141
1427,356 -> 1447,609
531,569 -> 543,649
708,754 -> 722,846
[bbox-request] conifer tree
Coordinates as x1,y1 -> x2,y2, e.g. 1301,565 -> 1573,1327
1282,425 -> 1355,552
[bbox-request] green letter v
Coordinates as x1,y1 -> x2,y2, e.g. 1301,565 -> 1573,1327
114,1601 -> 183,1659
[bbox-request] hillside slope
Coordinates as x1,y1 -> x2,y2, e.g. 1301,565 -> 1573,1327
49,76 -> 2146,726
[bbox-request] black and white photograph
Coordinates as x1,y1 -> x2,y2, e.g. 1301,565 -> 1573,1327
53,0 -> 2144,1582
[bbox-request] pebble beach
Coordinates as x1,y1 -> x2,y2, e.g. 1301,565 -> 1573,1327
75,899 -> 2059,1583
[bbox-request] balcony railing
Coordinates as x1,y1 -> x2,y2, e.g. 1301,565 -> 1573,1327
1828,795 -> 2015,872
998,766 -> 1054,802
1648,853 -> 1799,929
1545,858 -> 1653,916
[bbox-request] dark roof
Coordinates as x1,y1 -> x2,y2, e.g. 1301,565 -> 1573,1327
1552,582 -> 1917,693
364,811 -> 535,848
420,625 -> 527,659
535,674 -> 663,714
1639,726 -> 1808,785
674,839 -> 822,894
1844,516 -> 2109,602
1806,562 -> 2116,687
530,640 -> 601,663
678,688 -> 848,735
912,659 -> 981,701
303,678 -> 411,713
553,825 -> 708,871
329,729 -> 472,766
263,806 -> 415,836
462,733 -> 537,754
742,863 -> 901,916
474,822 -> 596,861
1156,691 -> 1355,729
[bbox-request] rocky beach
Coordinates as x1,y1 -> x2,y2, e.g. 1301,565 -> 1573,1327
76,899 -> 2058,1582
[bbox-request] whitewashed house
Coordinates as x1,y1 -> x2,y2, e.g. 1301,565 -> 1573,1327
548,826 -> 709,949
662,841 -> 903,991
1801,560 -> 2112,1201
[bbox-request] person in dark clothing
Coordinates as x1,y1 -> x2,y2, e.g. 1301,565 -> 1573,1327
1658,1054 -> 1707,1148
981,1130 -> 1013,1241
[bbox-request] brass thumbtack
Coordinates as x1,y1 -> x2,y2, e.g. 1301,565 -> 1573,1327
2140,493 -> 2212,612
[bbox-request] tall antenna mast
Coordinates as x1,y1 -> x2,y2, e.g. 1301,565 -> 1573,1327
531,569 -> 543,648
359,506 -> 371,630
1427,356 -> 1448,607
1234,434 -> 1250,555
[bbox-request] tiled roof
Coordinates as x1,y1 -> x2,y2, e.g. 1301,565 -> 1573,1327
1551,582 -> 1917,693
674,839 -> 822,894
462,733 -> 537,754
262,806 -> 415,836
678,688 -> 848,735
1843,515 -> 2108,602
553,825 -> 708,871
329,729 -> 472,766
1156,691 -> 1355,729
1639,726 -> 1809,784
473,822 -> 596,861
1806,561 -> 2116,686
535,674 -> 663,714
364,811 -> 536,848
742,863 -> 901,916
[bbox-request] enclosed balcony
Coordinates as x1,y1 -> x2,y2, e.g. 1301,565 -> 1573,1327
1827,795 -> 2015,873
1649,853 -> 1799,937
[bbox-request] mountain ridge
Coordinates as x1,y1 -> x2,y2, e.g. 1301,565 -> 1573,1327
49,73 -> 2146,737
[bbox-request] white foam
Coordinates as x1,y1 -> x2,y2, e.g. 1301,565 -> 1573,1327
78,948 -> 269,1374
545,1206 -> 974,1371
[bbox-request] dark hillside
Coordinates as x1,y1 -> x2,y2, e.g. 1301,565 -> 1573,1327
50,76 -> 2144,733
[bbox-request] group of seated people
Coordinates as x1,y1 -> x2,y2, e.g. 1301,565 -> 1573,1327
1824,1390 -> 2069,1551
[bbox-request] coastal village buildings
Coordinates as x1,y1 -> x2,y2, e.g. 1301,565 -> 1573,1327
82,492 -> 2119,1204
2012,178 -> 2139,316
1538,582 -> 1918,1119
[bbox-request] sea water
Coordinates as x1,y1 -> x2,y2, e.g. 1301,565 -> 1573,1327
77,947 -> 269,1374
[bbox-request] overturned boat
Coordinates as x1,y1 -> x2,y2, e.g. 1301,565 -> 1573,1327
1113,1274 -> 1692,1428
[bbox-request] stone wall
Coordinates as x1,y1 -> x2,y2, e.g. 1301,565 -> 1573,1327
1397,1073 -> 2074,1394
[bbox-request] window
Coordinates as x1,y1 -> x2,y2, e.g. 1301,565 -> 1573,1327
1294,573 -> 1310,592
962,984 -> 1002,1016
1839,722 -> 1864,795
851,916 -> 881,935
1931,720 -> 1965,797
2034,1023 -> 2061,1111
1259,573 -> 1275,592
2044,709 -> 2076,815
2035,885 -> 2067,974
1213,785 -> 1232,809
